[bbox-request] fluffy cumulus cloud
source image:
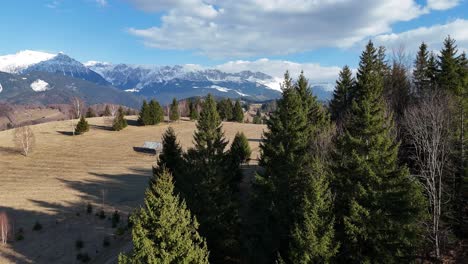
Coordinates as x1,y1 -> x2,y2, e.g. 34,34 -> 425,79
126,0 -> 460,58
426,0 -> 460,10
96,0 -> 108,6
373,19 -> 468,54
215,58 -> 341,90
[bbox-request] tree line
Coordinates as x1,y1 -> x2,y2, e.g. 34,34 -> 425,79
120,36 -> 466,263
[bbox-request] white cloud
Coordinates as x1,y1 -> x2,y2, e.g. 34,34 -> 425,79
426,0 -> 460,10
127,0 -> 460,58
46,0 -> 61,9
373,19 -> 468,54
214,58 -> 342,90
96,0 -> 108,6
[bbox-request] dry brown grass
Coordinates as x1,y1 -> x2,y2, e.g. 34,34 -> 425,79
0,116 -> 265,263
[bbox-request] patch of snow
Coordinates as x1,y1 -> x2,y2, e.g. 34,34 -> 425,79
256,77 -> 283,91
84,60 -> 111,67
0,83 -> 3,93
0,50 -> 56,73
235,90 -> 249,97
22,77 -> 27,80
30,79 -> 50,92
125,88 -> 140,92
209,85 -> 230,92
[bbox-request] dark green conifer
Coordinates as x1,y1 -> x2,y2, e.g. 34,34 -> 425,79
112,107 -> 128,131
332,40 -> 426,263
137,100 -> 150,125
229,131 -> 251,166
103,105 -> 111,116
156,127 -> 183,176
118,169 -> 209,264
85,107 -> 96,118
413,42 -> 430,94
169,98 -> 180,122
189,100 -> 199,120
233,100 -> 244,123
330,65 -> 354,122
75,115 -> 89,135
149,100 -> 164,125
184,93 -> 240,263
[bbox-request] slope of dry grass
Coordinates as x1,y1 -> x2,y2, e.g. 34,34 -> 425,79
0,116 -> 265,263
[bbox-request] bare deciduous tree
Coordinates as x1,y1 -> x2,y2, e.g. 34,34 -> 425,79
403,92 -> 451,259
70,97 -> 85,119
69,97 -> 86,135
0,212 -> 10,244
14,126 -> 35,156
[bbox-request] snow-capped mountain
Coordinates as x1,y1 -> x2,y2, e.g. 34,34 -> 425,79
0,50 -> 56,74
86,62 -> 282,103
0,50 -> 108,85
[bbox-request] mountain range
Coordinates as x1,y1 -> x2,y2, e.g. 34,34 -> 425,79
0,50 -> 333,107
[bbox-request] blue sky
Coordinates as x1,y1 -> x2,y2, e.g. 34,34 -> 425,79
0,0 -> 467,82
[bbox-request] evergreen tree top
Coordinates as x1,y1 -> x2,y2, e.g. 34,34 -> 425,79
194,94 -> 227,154
120,169 -> 209,264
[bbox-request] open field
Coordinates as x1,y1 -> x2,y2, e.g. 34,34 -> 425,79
0,116 -> 266,263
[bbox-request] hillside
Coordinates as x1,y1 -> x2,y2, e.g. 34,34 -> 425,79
0,117 -> 265,263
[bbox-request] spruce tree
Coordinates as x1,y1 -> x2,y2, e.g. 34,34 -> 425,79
189,100 -> 199,120
148,100 -> 164,125
427,52 -> 439,89
330,65 -> 354,122
217,98 -> 233,121
233,100 -> 244,123
103,105 -> 111,117
75,115 -> 89,135
119,169 -> 209,264
413,42 -> 430,94
185,93 -> 240,263
332,40 -> 426,263
437,37 -> 468,238
85,107 -> 96,118
138,100 -> 150,125
156,127 -> 183,176
247,71 -> 336,263
253,109 -> 263,124
289,156 -> 338,264
438,36 -> 462,94
113,106 -> 128,131
169,98 -> 180,122
229,132 -> 251,166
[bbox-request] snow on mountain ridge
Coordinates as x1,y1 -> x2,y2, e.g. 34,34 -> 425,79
0,50 -> 56,74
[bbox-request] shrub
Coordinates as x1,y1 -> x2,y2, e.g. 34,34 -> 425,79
115,226 -> 125,236
103,236 -> 110,247
75,116 -> 90,135
75,238 -> 84,249
32,221 -> 42,231
15,228 -> 24,241
111,210 -> 120,228
86,203 -> 93,214
76,252 -> 91,262
96,209 -> 105,219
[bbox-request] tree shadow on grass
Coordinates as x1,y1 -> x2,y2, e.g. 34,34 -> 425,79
90,124 -> 113,131
126,119 -> 140,127
0,146 -> 20,155
56,131 -> 75,136
0,167 -> 152,264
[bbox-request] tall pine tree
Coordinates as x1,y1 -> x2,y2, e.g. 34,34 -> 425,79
233,100 -> 244,123
138,100 -> 150,125
119,169 -> 209,264
169,98 -> 180,122
184,94 -> 240,263
113,106 -> 128,131
413,42 -> 430,94
247,71 -> 336,263
330,65 -> 354,123
332,40 -> 426,263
